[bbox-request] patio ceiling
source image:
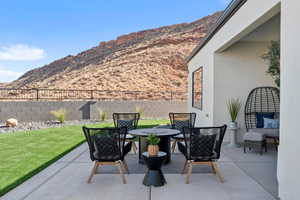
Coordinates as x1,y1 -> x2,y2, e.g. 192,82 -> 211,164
214,3 -> 281,53
241,14 -> 280,43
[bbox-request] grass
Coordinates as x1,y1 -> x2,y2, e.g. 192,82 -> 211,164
0,119 -> 168,196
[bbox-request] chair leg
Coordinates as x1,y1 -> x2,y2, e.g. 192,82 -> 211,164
210,162 -> 216,174
120,161 -> 128,176
211,162 -> 224,183
123,159 -> 130,174
87,162 -> 98,184
95,163 -> 100,174
116,161 -> 127,184
182,160 -> 188,174
171,139 -> 177,153
185,161 -> 193,184
132,141 -> 137,154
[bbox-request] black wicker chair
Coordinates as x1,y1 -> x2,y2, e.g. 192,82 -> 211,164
113,113 -> 140,154
178,125 -> 227,183
244,87 -> 280,148
82,126 -> 132,184
169,113 -> 196,152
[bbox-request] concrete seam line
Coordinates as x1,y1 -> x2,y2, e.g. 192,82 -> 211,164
233,162 -> 277,199
225,154 -> 278,199
149,186 -> 152,200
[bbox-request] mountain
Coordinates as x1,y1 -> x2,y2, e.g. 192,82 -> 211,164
0,83 -> 7,88
8,12 -> 221,98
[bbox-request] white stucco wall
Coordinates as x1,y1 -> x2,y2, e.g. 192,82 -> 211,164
278,0 -> 300,199
214,41 -> 275,142
188,0 -> 280,127
188,47 -> 214,126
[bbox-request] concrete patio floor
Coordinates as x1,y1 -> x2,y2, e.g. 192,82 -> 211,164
1,143 -> 278,200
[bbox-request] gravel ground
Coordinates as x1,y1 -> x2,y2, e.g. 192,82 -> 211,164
0,120 -> 107,134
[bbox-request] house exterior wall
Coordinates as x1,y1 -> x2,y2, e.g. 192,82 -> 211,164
213,41 -> 275,142
278,1 -> 300,199
188,0 -> 280,127
187,0 -> 300,198
188,47 -> 214,126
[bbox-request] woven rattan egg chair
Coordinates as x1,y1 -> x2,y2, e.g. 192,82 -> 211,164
244,87 -> 280,149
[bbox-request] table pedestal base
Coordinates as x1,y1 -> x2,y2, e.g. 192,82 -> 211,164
143,169 -> 166,187
142,152 -> 167,187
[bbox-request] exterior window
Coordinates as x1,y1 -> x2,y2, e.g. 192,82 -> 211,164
192,67 -> 203,110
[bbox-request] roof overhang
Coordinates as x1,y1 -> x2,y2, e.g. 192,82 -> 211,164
185,0 -> 248,64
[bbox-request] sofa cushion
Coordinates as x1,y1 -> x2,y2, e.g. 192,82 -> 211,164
256,112 -> 275,128
125,134 -> 135,139
173,134 -> 184,139
244,132 -> 265,142
249,128 -> 279,137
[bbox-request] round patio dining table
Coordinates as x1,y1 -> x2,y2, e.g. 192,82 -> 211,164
128,128 -> 180,164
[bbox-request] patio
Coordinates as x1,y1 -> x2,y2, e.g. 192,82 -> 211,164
2,142 -> 278,200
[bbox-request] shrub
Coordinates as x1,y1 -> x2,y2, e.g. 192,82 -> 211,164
50,109 -> 67,123
261,41 -> 280,87
98,109 -> 107,122
135,106 -> 144,118
226,98 -> 242,122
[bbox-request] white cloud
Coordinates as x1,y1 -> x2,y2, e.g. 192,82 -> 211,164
0,69 -> 22,82
220,0 -> 232,5
0,44 -> 45,61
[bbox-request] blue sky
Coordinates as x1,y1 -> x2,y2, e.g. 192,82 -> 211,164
0,0 -> 230,82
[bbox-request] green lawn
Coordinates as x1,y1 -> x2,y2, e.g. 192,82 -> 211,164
0,119 -> 168,196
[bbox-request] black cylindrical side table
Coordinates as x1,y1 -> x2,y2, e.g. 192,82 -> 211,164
142,152 -> 167,187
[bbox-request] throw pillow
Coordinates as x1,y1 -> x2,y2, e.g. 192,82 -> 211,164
191,134 -> 216,157
256,112 -> 274,128
263,118 -> 279,129
93,134 -> 119,159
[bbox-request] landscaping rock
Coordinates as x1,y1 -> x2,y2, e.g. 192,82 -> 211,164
6,118 -> 18,127
0,120 -> 104,134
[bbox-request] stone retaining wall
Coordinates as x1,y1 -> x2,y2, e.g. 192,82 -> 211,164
0,101 -> 187,122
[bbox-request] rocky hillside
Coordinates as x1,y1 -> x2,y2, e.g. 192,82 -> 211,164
8,12 -> 221,98
0,83 -> 7,88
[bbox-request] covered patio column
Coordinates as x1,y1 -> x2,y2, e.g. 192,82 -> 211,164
278,1 -> 300,199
